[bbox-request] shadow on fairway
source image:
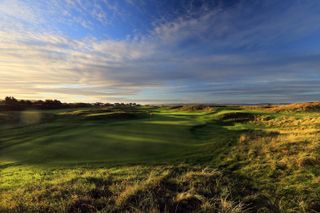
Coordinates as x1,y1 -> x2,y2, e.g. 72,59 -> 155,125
0,112 -> 264,168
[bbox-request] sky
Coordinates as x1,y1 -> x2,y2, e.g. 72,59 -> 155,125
0,0 -> 320,104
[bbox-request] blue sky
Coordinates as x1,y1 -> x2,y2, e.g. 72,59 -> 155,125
0,0 -> 320,103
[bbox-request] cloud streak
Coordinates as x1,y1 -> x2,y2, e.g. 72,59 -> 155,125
0,0 -> 320,103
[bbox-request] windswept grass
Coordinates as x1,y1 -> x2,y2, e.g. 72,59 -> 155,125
223,105 -> 320,212
0,165 -> 253,213
1,103 -> 320,212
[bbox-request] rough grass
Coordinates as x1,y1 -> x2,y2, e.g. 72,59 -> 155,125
1,103 -> 320,212
246,102 -> 320,112
223,106 -> 320,212
0,165 -> 253,213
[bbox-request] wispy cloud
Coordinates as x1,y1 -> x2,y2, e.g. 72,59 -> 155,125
0,0 -> 320,103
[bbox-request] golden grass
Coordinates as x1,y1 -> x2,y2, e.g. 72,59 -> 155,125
224,110 -> 320,212
0,165 -> 250,213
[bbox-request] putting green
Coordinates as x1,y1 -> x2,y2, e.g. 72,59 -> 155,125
0,109 -> 239,166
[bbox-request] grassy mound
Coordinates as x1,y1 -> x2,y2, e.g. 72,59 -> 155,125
59,107 -> 150,121
222,112 -> 320,212
0,111 -> 56,125
267,102 -> 320,112
173,105 -> 215,112
217,112 -> 256,124
84,111 -> 149,120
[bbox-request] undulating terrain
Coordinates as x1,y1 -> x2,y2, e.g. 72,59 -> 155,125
0,103 -> 320,212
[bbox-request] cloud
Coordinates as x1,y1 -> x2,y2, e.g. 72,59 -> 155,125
0,0 -> 320,103
0,0 -> 39,23
152,0 -> 320,49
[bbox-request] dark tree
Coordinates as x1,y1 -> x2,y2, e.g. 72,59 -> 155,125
4,96 -> 18,105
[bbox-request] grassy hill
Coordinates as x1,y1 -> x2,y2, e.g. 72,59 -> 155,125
0,104 -> 319,212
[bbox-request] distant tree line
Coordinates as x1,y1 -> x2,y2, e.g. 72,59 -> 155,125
0,96 -> 139,111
